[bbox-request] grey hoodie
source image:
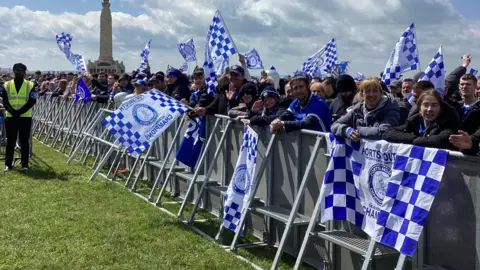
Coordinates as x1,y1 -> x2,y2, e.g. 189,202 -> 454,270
331,96 -> 400,140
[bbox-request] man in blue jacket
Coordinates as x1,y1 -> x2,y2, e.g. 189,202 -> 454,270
270,75 -> 332,134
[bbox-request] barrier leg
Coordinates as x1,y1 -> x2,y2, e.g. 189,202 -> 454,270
89,143 -> 118,181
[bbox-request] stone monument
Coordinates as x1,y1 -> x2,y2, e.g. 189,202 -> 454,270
87,0 -> 125,74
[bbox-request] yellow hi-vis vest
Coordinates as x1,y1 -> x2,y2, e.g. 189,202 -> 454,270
4,79 -> 34,117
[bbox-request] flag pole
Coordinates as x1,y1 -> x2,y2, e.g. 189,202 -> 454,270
413,22 -> 421,71
215,10 -> 239,55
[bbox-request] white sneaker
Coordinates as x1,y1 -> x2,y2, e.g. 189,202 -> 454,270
4,166 -> 10,172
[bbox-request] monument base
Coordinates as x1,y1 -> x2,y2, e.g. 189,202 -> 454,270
87,59 -> 126,75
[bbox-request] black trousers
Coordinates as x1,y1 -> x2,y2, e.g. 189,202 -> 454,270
5,117 -> 32,168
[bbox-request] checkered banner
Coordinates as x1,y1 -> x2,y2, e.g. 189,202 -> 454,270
222,126 -> 258,232
320,135 -> 447,256
102,90 -> 191,157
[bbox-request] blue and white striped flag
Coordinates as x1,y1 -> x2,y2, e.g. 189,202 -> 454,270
419,45 -> 445,96
382,23 -> 420,86
102,90 -> 191,157
74,77 -> 92,104
138,39 -> 152,71
216,58 -> 229,76
222,126 -> 259,232
244,48 -> 264,69
302,38 -> 338,76
175,116 -> 206,168
320,135 -> 447,257
177,38 -> 197,62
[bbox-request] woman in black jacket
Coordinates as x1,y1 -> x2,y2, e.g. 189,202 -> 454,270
382,90 -> 460,149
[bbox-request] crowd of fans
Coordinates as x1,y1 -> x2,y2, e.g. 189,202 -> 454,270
1,54 -> 479,156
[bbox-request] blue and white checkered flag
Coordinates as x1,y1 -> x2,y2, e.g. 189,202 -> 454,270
302,38 -> 338,76
320,135 -> 447,257
382,23 -> 420,86
138,39 -> 152,71
177,38 -> 197,62
419,45 -> 445,96
244,48 -> 264,69
374,145 -> 447,256
222,126 -> 258,232
102,90 -> 191,157
207,10 -> 237,63
55,32 -> 86,73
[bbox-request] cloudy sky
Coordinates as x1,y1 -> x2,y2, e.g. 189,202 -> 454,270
0,0 -> 479,77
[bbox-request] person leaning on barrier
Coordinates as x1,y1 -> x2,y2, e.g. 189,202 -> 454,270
192,65 -> 254,117
331,77 -> 400,141
383,90 -> 459,149
242,86 -> 291,127
449,74 -> 480,155
270,75 -> 332,134
165,68 -> 190,101
181,67 -> 214,113
330,74 -> 357,122
228,82 -> 259,119
1,63 -> 38,172
89,72 -> 110,103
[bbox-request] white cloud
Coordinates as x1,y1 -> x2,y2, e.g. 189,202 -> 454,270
0,0 -> 479,77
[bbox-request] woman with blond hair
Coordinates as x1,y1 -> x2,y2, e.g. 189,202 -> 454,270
331,77 -> 400,141
383,90 -> 459,149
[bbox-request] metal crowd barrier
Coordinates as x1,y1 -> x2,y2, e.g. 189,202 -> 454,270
32,94 -> 480,270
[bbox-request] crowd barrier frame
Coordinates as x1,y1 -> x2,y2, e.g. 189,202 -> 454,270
32,94 -> 480,270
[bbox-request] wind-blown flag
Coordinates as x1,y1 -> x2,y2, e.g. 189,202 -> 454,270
138,40 -> 152,71
244,48 -> 264,69
74,77 -> 92,104
55,32 -> 86,73
216,58 -> 229,76
302,38 -> 338,76
320,135 -> 448,257
470,68 -> 478,76
177,38 -> 197,62
175,116 -> 206,168
203,10 -> 237,95
102,90 -> 191,157
382,23 -> 420,86
419,45 -> 445,96
222,126 -> 259,232
355,72 -> 366,81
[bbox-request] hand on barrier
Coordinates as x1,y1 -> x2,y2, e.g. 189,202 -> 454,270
347,128 -> 361,141
193,107 -> 206,116
449,130 -> 472,150
180,98 -> 189,105
241,119 -> 250,125
270,119 -> 284,134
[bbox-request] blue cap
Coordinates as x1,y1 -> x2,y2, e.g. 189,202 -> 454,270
134,79 -> 147,86
166,68 -> 181,78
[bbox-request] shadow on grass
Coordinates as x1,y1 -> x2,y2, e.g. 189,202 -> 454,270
18,154 -> 74,181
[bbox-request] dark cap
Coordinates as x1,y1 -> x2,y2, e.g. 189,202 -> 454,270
166,68 -> 181,78
390,80 -> 402,89
119,73 -> 130,82
13,63 -> 27,71
260,87 -> 280,101
148,75 -> 164,83
193,67 -> 205,76
229,65 -> 245,74
336,74 -> 357,92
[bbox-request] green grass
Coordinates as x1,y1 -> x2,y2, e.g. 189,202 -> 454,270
0,141 -> 315,269
0,142 -> 254,269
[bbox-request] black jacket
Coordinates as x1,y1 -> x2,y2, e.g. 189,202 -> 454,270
0,79 -> 38,118
382,104 -> 460,149
205,79 -> 255,115
459,100 -> 480,155
165,74 -> 190,101
91,79 -> 110,103
249,97 -> 292,126
188,86 -> 214,108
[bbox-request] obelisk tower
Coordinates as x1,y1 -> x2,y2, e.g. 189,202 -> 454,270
98,0 -> 113,62
87,0 -> 125,74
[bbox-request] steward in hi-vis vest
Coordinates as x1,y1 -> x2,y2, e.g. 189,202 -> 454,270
0,63 -> 38,172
